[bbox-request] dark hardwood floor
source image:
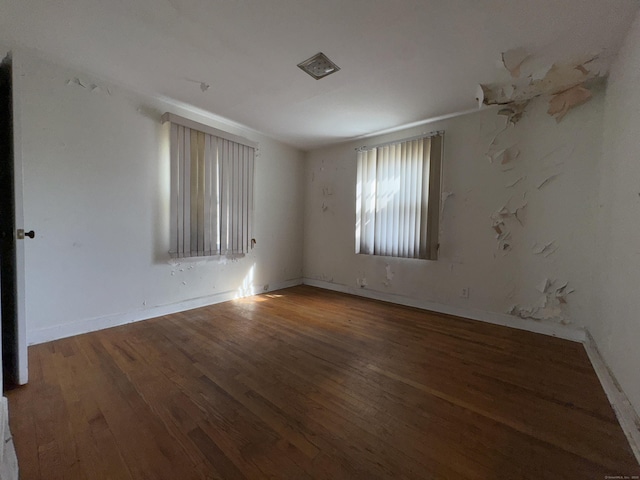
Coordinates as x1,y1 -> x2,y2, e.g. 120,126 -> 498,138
6,285 -> 640,479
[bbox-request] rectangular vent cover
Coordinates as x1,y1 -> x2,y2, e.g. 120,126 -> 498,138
297,52 -> 340,80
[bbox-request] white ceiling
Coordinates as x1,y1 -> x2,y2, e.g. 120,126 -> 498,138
1,0 -> 638,150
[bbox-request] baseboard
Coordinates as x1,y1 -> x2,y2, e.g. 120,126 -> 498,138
583,331 -> 640,465
28,278 -> 303,345
302,278 -> 586,343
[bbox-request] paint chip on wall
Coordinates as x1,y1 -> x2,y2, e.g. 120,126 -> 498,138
66,77 -> 111,95
536,173 -> 562,190
536,278 -> 551,293
441,191 -> 454,213
547,84 -> 593,122
497,102 -> 529,125
532,240 -> 559,257
508,279 -> 574,322
501,47 -> 531,78
505,176 -> 525,188
383,264 -> 394,286
66,77 -> 86,88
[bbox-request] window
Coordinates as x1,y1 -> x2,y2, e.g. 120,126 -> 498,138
355,132 -> 443,260
162,113 -> 256,258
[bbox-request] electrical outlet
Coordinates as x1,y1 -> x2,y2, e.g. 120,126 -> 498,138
460,287 -> 470,299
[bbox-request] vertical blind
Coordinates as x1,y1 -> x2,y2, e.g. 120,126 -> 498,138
355,133 -> 443,260
163,113 -> 255,258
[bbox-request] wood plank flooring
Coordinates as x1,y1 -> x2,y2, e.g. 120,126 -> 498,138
6,285 -> 640,479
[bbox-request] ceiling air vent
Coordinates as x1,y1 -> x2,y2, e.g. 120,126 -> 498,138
297,52 -> 340,80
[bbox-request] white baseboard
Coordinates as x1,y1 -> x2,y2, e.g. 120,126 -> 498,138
28,278 -> 303,345
302,278 -> 586,343
583,331 -> 640,465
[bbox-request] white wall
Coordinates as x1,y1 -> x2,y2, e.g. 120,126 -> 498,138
303,87 -> 605,333
13,50 -> 305,344
593,11 -> 640,418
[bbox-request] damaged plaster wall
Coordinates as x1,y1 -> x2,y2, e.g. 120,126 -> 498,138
303,83 -> 605,331
478,51 -> 604,124
14,49 -> 305,343
592,10 -> 640,419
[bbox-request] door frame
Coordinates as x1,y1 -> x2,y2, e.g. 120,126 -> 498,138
8,51 -> 27,385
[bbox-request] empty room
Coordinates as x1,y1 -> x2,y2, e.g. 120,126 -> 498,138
0,0 -> 639,478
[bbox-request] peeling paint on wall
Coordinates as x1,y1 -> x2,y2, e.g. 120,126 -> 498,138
321,185 -> 334,213
547,84 -> 592,122
481,79 -> 580,258
508,278 -> 574,323
497,102 -> 529,125
501,47 -> 531,78
505,176 -> 525,188
477,49 -> 601,123
536,173 -> 562,190
383,264 -> 394,287
66,77 -> 111,95
487,120 -> 511,149
532,240 -> 559,257
441,191 -> 454,214
488,145 -> 520,165
490,201 -> 526,252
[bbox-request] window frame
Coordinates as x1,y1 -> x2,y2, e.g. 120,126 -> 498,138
355,132 -> 443,260
162,113 -> 256,259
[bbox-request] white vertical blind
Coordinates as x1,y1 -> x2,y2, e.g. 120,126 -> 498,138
355,148 -> 377,255
355,133 -> 443,260
166,116 -> 255,258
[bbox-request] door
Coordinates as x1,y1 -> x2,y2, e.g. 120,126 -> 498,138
0,55 -> 28,386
